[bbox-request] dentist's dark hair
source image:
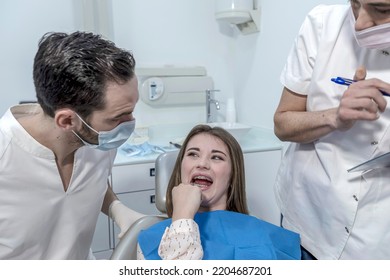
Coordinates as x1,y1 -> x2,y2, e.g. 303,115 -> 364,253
33,31 -> 136,119
165,124 -> 248,217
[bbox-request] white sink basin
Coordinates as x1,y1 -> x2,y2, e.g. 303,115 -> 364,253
148,122 -> 251,146
208,122 -> 252,140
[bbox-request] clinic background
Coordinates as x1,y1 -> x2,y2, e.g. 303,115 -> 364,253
0,0 -> 345,129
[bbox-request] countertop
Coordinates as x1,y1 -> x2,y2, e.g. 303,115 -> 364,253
114,125 -> 282,166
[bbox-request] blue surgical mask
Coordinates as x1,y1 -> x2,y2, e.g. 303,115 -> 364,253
72,114 -> 135,151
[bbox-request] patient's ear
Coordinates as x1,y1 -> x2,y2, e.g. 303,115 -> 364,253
54,108 -> 80,131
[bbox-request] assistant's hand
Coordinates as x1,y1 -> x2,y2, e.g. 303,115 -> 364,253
335,66 -> 388,130
171,183 -> 202,222
109,200 -> 145,239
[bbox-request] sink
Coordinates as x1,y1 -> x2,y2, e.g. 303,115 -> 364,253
148,122 -> 251,146
208,122 -> 252,140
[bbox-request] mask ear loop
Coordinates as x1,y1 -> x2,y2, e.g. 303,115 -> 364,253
74,113 -> 99,134
72,113 -> 99,146
72,130 -> 89,144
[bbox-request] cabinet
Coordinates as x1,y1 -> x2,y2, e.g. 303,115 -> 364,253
244,150 -> 282,225
91,214 -> 112,259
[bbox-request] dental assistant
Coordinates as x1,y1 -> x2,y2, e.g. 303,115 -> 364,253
0,31 -> 144,259
274,0 -> 390,259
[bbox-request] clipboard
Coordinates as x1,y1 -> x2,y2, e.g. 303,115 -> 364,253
347,151 -> 390,172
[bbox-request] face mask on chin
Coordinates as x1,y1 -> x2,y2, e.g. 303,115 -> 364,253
72,114 -> 135,151
349,7 -> 390,50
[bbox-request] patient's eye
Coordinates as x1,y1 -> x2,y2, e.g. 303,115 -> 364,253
186,151 -> 199,158
211,154 -> 224,161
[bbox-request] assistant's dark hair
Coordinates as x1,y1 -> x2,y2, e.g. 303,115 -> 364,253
165,124 -> 249,217
33,31 -> 136,118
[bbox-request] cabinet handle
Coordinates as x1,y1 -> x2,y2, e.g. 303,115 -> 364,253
150,168 -> 155,177
150,195 -> 156,204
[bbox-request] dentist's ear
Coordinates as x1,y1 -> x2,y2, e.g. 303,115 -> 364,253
54,109 -> 79,131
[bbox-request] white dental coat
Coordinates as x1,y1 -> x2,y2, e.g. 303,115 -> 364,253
275,5 -> 390,259
0,104 -> 116,259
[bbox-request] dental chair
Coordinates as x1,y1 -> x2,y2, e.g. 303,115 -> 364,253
110,150 -> 179,260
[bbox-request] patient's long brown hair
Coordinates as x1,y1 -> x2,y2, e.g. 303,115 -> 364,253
165,124 -> 248,217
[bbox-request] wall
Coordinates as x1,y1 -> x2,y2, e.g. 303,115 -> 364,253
0,0 -> 346,130
0,0 -> 76,113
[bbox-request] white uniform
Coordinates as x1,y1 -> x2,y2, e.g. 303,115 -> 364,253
275,5 -> 390,259
0,104 -> 116,259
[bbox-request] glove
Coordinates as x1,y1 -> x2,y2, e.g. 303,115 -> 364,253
109,200 -> 145,239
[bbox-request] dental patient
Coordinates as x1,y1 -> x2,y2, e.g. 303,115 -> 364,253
137,124 -> 300,260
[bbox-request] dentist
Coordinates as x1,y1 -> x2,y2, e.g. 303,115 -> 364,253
274,0 -> 390,259
0,31 -> 144,259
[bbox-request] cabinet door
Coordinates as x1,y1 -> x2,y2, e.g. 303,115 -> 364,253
117,189 -> 160,215
112,162 -> 156,193
244,150 -> 282,226
91,213 -> 112,258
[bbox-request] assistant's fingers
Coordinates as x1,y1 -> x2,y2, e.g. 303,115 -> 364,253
353,66 -> 367,81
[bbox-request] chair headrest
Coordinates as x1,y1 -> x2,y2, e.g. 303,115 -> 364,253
155,150 -> 179,213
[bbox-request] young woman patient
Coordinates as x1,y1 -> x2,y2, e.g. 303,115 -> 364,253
137,124 -> 301,260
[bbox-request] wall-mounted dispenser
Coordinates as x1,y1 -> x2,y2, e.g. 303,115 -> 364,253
137,66 -> 214,107
146,77 -> 164,101
215,0 -> 260,35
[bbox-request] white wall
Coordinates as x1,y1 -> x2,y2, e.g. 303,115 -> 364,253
0,0 -> 346,129
0,0 -> 77,113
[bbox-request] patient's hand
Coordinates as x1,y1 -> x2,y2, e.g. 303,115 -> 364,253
171,183 -> 202,222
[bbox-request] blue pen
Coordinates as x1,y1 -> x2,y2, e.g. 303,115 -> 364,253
331,76 -> 390,97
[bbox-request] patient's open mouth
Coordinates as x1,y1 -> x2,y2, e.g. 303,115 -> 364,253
191,175 -> 213,187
